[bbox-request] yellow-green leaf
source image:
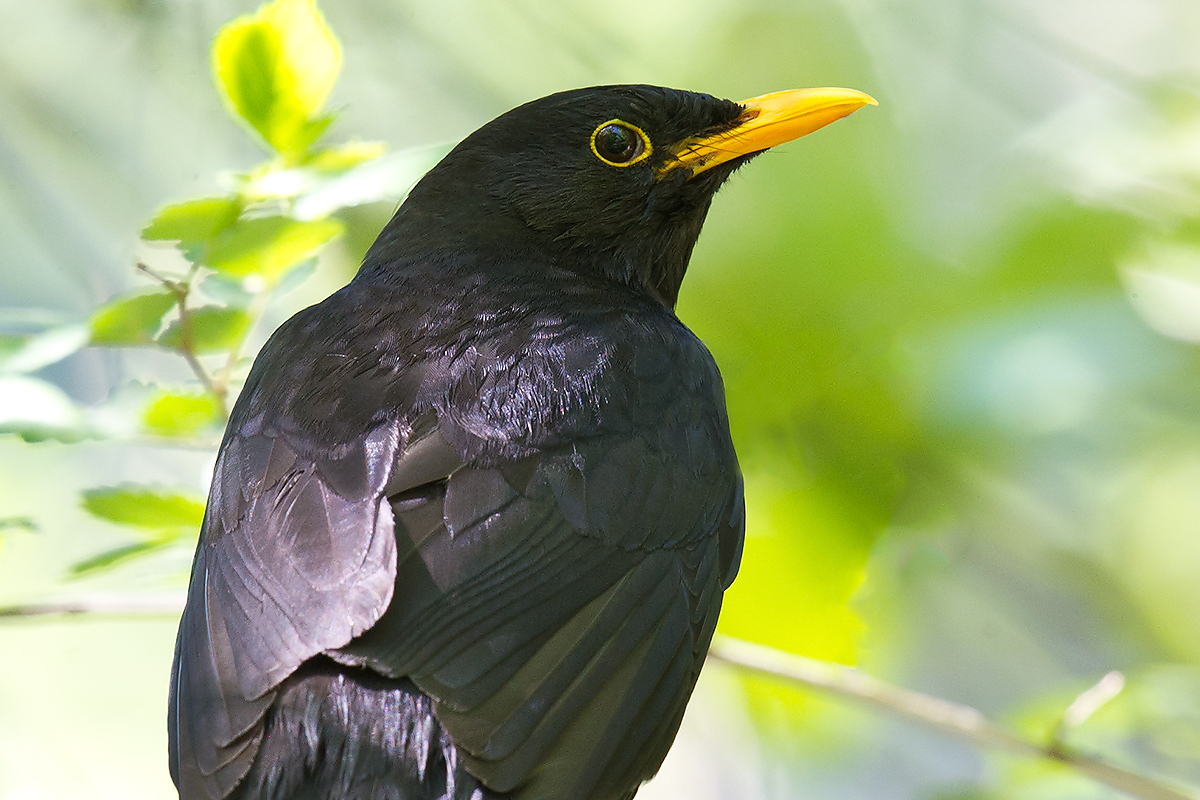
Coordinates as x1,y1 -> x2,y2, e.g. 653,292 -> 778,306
70,538 -> 175,577
142,197 -> 242,243
0,324 -> 89,374
81,486 -> 205,530
205,216 -> 342,280
212,0 -> 341,160
143,390 -> 222,437
717,473 -> 869,661
157,307 -> 251,354
89,291 -> 176,345
0,517 -> 37,534
716,466 -> 873,717
305,141 -> 387,172
0,376 -> 88,443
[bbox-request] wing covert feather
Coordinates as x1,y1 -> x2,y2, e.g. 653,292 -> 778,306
337,409 -> 742,800
171,421 -> 415,798
171,285 -> 746,800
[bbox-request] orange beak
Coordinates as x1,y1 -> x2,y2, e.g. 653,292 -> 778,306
662,87 -> 877,177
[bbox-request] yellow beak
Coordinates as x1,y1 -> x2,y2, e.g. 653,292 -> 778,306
662,87 -> 877,177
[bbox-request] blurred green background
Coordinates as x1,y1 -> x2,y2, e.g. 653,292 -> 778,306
3,0 -> 1200,798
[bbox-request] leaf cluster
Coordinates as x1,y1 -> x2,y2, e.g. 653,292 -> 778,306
0,0 -> 394,578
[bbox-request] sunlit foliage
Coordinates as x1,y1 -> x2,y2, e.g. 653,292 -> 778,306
1,0 -> 1198,798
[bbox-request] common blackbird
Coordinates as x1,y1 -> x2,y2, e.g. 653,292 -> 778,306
169,84 -> 874,800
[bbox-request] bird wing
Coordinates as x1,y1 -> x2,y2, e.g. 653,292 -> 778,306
337,397 -> 744,800
168,415 -> 428,799
170,289 -> 744,800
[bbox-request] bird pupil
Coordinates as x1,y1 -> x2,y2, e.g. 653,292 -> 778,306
597,124 -> 637,162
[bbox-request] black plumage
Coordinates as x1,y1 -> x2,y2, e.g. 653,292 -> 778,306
169,84 -> 873,800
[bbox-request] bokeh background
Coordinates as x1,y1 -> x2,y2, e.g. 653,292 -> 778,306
2,0 -> 1200,798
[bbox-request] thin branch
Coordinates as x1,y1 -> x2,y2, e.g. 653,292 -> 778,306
1,598 -> 1191,800
707,636 -> 1198,800
136,262 -> 226,415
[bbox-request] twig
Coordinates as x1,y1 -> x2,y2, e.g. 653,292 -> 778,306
1,598 -> 1190,800
707,636 -> 1198,800
136,262 -> 226,415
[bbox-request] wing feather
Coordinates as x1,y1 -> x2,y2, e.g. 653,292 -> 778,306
170,423 -> 409,798
171,291 -> 745,800
337,426 -> 739,800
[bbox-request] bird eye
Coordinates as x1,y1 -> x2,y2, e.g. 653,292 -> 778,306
590,120 -> 651,167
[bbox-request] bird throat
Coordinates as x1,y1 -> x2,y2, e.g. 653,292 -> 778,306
360,189 -> 715,312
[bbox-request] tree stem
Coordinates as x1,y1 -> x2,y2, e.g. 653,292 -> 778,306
706,636 -> 1198,800
0,599 -> 1191,800
136,262 -> 227,416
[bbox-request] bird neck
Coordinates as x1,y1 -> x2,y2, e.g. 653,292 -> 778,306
357,162 -> 711,310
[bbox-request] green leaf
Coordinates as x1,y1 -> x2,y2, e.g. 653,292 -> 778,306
0,517 -> 38,533
305,140 -> 387,172
0,324 -> 89,374
273,257 -> 318,295
212,0 -> 342,160
180,241 -> 208,266
0,376 -> 88,442
717,463 -> 873,662
0,516 -> 37,560
142,197 -> 242,243
81,486 -> 205,530
0,334 -> 24,361
206,216 -> 342,280
200,273 -> 255,307
70,538 -> 174,577
157,306 -> 251,354
89,291 -> 176,346
292,146 -> 445,220
143,390 -> 222,437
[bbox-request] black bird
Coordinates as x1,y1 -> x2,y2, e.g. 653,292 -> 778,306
169,84 -> 874,800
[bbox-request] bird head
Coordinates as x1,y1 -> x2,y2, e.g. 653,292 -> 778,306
362,84 -> 875,307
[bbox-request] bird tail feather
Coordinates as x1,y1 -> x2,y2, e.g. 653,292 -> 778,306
233,658 -> 498,800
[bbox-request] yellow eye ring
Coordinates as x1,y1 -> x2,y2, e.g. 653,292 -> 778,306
590,120 -> 652,167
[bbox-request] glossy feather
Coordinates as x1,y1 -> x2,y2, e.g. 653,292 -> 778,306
170,85 -> 750,800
